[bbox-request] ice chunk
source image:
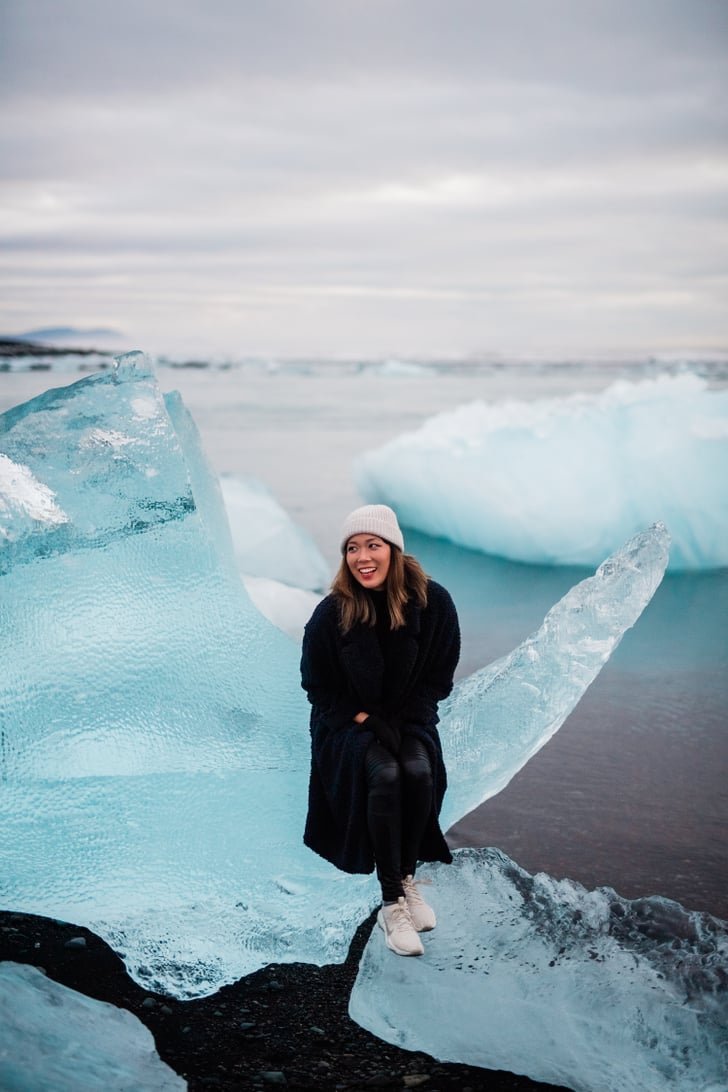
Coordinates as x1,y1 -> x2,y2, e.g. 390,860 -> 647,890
243,574 -> 322,639
0,453 -> 69,533
0,357 -> 197,572
372,358 -> 431,377
220,474 -> 330,591
0,358 -> 668,998
0,962 -> 185,1091
439,522 -> 671,828
350,848 -> 728,1092
355,374 -> 728,570
0,355 -> 376,994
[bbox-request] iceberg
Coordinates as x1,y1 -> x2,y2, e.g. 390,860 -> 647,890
1,355 -> 668,998
0,353 -> 367,997
242,574 -> 322,640
218,474 -> 326,636
219,474 -> 330,591
354,374 -> 728,571
350,849 -> 728,1092
0,963 -> 185,1091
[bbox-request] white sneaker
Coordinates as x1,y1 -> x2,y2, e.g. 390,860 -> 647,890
377,897 -> 424,956
403,875 -> 436,932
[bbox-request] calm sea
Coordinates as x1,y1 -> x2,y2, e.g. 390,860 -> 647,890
2,357 -> 726,921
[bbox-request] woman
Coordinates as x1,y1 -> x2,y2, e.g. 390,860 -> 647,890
301,504 -> 460,956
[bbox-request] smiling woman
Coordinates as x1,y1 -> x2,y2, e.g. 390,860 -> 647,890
300,504 -> 461,959
345,532 -> 392,591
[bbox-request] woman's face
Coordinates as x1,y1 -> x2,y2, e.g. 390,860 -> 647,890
345,533 -> 392,591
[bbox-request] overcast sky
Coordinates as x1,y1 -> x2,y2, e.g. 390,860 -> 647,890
1,0 -> 726,359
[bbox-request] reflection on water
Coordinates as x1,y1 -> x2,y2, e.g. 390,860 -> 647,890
411,530 -> 728,920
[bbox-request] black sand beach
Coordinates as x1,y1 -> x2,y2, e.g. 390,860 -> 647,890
1,909 -> 569,1092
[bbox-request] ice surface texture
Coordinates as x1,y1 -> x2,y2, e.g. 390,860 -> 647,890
1,355 -> 668,998
0,963 -> 185,1091
355,373 -> 728,570
0,353 -> 367,997
350,849 -> 728,1092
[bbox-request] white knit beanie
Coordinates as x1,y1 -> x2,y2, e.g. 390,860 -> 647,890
340,504 -> 404,554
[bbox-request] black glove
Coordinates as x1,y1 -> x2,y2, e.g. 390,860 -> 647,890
361,714 -> 401,756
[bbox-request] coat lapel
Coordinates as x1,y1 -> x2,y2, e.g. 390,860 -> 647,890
386,600 -> 422,709
339,598 -> 424,714
340,624 -> 385,709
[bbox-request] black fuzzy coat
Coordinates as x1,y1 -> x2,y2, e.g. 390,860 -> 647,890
300,579 -> 460,874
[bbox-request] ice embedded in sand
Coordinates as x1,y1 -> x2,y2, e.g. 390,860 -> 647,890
355,373 -> 728,570
350,849 -> 728,1092
1,354 -> 668,998
0,963 -> 185,1092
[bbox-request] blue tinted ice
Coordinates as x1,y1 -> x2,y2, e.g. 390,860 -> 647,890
350,849 -> 728,1092
0,963 -> 185,1091
1,356 -> 670,999
219,474 -> 330,590
439,521 -> 670,829
355,374 -> 728,570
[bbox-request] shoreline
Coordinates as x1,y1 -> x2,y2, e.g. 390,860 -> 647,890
1,909 -> 569,1091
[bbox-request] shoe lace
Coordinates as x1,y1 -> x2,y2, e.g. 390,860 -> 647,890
404,876 -> 431,902
388,900 -> 416,934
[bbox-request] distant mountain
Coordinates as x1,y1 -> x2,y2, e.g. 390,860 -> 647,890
14,326 -> 123,343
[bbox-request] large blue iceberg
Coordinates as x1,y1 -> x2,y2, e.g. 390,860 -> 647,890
1,355 -> 671,1010
354,373 -> 728,571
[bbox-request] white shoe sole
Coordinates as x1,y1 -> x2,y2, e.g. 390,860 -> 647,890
377,909 -> 424,956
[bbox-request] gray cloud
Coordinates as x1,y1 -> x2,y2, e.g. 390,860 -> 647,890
1,0 -> 726,356
3,0 -> 726,95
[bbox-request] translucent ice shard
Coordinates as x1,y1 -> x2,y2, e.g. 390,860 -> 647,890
350,849 -> 728,1092
0,358 -> 669,998
0,963 -> 186,1091
439,522 -> 671,829
355,374 -> 728,570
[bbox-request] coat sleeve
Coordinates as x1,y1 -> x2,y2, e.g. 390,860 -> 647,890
300,597 -> 362,731
398,583 -> 461,727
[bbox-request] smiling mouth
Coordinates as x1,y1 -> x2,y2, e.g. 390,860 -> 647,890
358,567 -> 376,576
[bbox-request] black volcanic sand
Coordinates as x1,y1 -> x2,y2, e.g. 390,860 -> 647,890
0,910 -> 569,1092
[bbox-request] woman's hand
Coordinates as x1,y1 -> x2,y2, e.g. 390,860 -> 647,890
359,713 -> 401,756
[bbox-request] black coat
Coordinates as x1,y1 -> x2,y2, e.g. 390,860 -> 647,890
300,579 -> 460,874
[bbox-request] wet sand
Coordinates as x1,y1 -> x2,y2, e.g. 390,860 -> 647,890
448,672 -> 728,922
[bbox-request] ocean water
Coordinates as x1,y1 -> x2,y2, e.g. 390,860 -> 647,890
1,354 -> 726,922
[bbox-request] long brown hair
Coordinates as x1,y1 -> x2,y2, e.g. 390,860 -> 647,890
331,546 -> 429,633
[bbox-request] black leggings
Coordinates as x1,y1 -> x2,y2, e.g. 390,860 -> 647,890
364,734 -> 434,903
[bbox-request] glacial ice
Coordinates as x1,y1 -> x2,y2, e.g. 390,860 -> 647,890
1,355 -> 669,999
350,849 -> 728,1092
0,963 -> 185,1091
242,574 -> 322,640
219,474 -> 330,591
219,474 -> 326,636
438,521 -> 670,829
355,373 -> 728,571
